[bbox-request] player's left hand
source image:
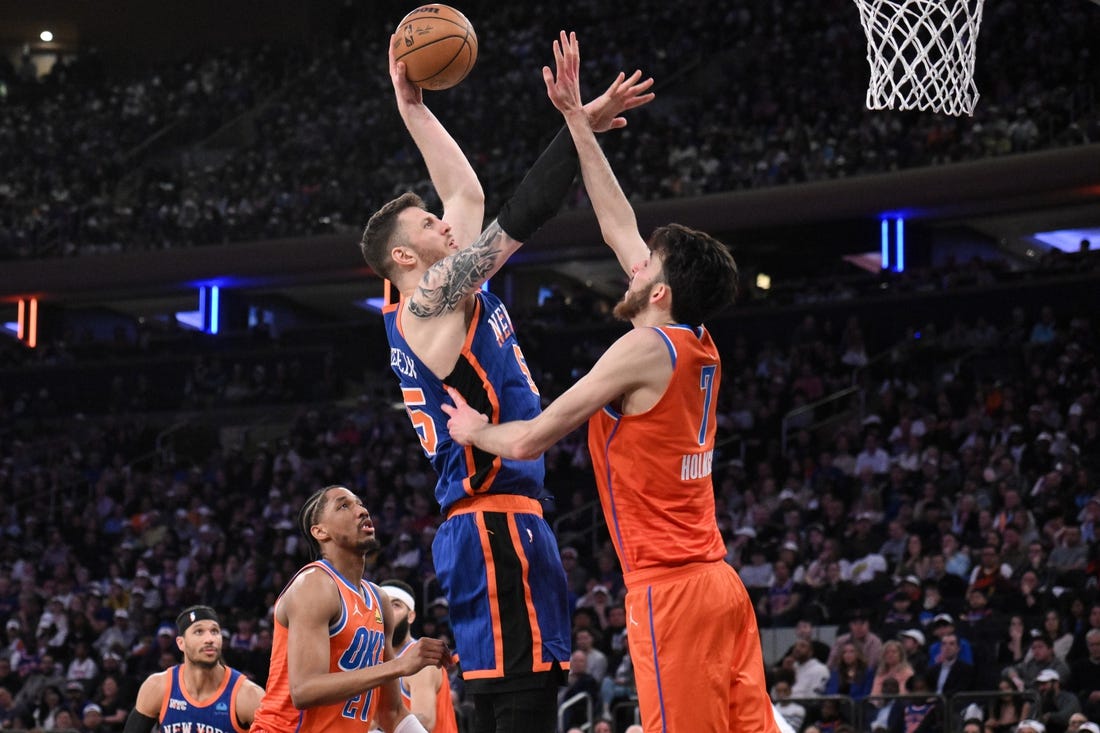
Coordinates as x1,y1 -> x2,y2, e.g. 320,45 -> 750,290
441,386 -> 488,445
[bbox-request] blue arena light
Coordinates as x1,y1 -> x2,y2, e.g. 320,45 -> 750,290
197,285 -> 222,334
881,219 -> 889,270
210,286 -> 220,335
895,217 -> 906,272
879,216 -> 906,272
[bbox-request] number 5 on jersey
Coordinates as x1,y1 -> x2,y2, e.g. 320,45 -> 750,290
402,387 -> 438,456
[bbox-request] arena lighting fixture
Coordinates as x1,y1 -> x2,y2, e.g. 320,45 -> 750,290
881,219 -> 889,270
15,298 -> 38,348
39,30 -> 53,42
191,285 -> 221,334
200,285 -> 220,334
755,273 -> 772,290
880,215 -> 906,272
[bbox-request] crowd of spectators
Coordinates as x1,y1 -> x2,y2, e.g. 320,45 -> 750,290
1,5 -> 1099,730
2,0 -> 1098,259
1,252 -> 1098,733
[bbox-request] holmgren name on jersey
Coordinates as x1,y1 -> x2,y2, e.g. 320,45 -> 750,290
680,449 -> 714,480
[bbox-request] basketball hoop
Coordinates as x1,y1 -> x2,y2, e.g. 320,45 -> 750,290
853,0 -> 986,116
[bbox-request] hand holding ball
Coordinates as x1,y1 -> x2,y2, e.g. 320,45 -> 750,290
392,5 -> 478,90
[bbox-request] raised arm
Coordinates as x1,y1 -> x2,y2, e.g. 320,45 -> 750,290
442,327 -> 671,458
389,34 -> 484,249
544,31 -> 652,276
406,40 -> 656,320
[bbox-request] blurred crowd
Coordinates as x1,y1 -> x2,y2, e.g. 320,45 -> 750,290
1,251 -> 1098,733
1,2 -> 1099,732
1,0 -> 1098,259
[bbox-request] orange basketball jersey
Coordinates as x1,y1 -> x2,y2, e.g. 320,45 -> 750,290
587,325 -> 727,575
396,639 -> 459,733
252,560 -> 388,733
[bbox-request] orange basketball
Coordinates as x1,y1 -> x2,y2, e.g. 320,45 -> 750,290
392,5 -> 478,91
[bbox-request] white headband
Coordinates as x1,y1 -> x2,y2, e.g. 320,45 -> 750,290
382,586 -> 416,613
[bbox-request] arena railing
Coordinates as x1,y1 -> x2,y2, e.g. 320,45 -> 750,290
558,691 -> 594,732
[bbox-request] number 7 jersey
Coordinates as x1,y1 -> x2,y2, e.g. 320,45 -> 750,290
587,325 -> 728,574
384,291 -> 547,514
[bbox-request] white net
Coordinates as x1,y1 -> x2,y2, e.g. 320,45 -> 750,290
853,0 -> 986,116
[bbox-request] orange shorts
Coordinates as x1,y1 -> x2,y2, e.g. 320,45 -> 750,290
624,561 -> 779,733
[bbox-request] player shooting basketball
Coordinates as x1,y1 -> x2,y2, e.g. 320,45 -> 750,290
357,29 -> 654,733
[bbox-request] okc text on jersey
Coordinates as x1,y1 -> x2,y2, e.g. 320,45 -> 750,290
390,348 -> 417,378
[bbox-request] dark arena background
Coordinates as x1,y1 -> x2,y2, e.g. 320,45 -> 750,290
1,1 -> 1099,732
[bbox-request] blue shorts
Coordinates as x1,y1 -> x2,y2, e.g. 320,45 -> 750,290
433,495 -> 570,691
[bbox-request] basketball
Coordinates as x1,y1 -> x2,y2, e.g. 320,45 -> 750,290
392,5 -> 478,91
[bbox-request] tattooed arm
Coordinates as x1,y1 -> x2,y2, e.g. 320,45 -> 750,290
406,221 -> 513,318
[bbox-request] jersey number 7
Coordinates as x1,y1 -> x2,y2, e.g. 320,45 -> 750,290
697,364 -> 717,446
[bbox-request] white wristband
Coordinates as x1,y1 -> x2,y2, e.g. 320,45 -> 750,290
395,714 -> 429,733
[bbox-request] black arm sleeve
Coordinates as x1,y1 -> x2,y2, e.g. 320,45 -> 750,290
496,125 -> 579,242
123,710 -> 158,733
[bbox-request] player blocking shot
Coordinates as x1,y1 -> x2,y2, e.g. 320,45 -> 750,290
444,32 -> 779,733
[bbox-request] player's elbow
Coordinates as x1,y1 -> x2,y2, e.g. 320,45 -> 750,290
416,710 -> 436,731
453,186 -> 485,212
288,682 -> 321,710
511,433 -> 546,462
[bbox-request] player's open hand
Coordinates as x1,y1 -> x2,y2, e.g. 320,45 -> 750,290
543,31 -> 582,116
585,69 -> 655,133
389,33 -> 424,107
441,386 -> 488,445
400,637 -> 452,675
543,30 -> 654,132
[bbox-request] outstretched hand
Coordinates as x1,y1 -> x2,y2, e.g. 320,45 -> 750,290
441,386 -> 488,446
543,30 -> 655,133
543,31 -> 583,115
389,33 -> 423,107
585,70 -> 655,133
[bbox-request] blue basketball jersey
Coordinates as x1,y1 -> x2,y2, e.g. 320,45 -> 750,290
384,291 -> 546,513
159,664 -> 247,733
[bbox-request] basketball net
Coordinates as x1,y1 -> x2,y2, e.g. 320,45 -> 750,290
853,0 -> 986,116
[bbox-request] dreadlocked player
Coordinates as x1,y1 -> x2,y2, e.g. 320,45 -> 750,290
251,485 -> 450,733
